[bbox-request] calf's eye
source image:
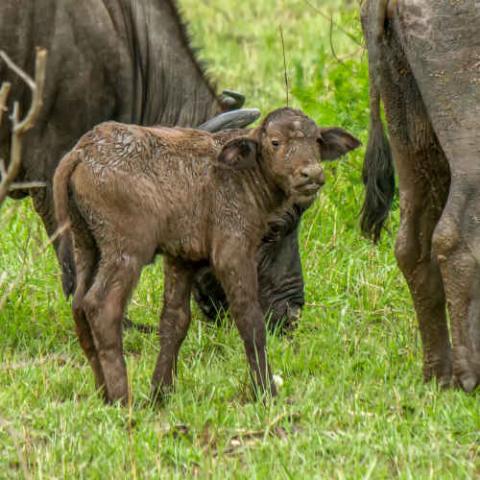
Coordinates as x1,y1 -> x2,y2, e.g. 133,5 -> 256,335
271,140 -> 280,148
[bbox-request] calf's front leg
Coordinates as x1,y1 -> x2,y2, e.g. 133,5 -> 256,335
213,250 -> 277,399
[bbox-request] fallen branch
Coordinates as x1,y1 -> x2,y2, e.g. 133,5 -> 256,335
0,48 -> 48,206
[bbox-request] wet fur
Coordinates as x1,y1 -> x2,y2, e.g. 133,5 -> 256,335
53,108 -> 359,404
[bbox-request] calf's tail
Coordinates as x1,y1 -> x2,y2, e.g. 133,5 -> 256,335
53,150 -> 82,295
359,4 -> 395,243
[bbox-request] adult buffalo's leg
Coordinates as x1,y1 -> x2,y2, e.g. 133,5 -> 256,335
433,184 -> 480,391
151,257 -> 194,402
213,249 -> 277,398
393,146 -> 451,385
369,14 -> 452,385
392,0 -> 480,390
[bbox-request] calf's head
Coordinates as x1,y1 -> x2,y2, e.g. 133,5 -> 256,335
219,108 -> 361,207
215,107 -> 361,330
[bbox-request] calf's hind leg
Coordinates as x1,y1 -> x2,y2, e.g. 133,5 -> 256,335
71,239 -> 106,394
82,255 -> 141,404
151,257 -> 194,402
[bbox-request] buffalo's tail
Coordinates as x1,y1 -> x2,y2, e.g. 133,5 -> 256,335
53,150 -> 81,295
360,1 -> 395,243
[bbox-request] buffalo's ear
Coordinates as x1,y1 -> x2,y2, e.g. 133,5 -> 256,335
217,138 -> 258,169
318,127 -> 361,160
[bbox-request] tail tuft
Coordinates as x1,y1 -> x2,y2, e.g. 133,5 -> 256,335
53,150 -> 81,296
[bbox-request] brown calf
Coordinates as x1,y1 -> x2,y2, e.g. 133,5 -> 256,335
53,107 -> 360,404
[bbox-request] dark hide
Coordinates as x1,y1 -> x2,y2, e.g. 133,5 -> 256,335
193,205 -> 305,331
361,0 -> 480,391
0,0 -> 222,294
0,0 -> 303,332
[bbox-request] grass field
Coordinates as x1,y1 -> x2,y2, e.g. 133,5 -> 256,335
2,1 -> 480,478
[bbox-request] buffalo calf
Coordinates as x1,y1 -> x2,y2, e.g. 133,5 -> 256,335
53,107 -> 360,404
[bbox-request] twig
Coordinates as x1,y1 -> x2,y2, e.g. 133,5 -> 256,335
329,14 -> 345,65
279,26 -> 289,107
8,180 -> 47,191
0,48 -> 48,206
303,0 -> 363,46
0,51 -> 36,91
0,416 -> 31,480
0,81 -> 11,129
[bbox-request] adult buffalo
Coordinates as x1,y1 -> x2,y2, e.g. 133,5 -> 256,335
0,0 -> 305,330
361,0 -> 480,390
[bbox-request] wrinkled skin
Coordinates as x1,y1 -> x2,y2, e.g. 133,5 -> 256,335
53,108 -> 360,404
361,0 -> 480,391
0,0 -> 308,329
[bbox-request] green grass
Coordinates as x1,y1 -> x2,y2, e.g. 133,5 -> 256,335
1,1 -> 480,478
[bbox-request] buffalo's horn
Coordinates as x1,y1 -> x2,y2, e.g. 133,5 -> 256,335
198,108 -> 260,132
219,89 -> 246,110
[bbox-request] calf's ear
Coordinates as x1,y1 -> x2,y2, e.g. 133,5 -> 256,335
217,138 -> 258,170
318,127 -> 361,160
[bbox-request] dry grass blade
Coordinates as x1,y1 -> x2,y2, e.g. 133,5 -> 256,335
279,26 -> 289,107
213,412 -> 302,457
1,354 -> 71,371
0,416 -> 31,480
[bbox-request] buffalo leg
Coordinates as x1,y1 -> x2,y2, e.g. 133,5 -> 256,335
433,184 -> 480,391
394,163 -> 451,385
371,20 -> 452,384
391,0 -> 480,390
82,256 -> 141,404
151,257 -> 194,402
213,251 -> 276,398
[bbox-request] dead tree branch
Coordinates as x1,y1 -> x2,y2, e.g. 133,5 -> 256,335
0,48 -> 47,206
0,82 -> 12,129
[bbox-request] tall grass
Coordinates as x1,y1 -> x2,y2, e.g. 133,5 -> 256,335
1,1 -> 479,478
